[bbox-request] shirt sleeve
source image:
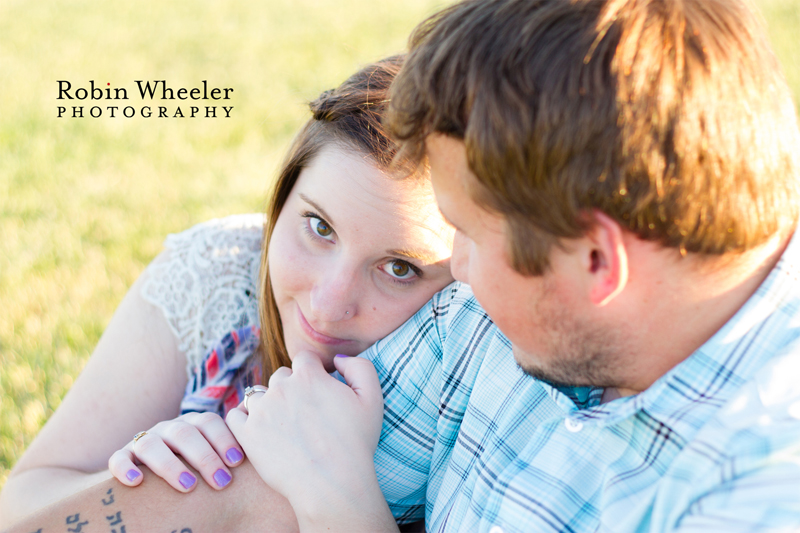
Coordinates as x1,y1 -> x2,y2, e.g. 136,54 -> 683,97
661,346 -> 800,532
360,283 -> 463,523
670,461 -> 800,532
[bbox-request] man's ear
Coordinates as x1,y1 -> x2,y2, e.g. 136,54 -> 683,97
584,210 -> 629,307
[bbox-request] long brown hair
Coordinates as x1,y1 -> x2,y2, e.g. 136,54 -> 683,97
257,55 -> 409,377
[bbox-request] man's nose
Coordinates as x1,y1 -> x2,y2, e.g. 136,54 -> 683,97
450,230 -> 470,284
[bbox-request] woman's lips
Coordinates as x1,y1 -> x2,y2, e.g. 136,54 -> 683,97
297,307 -> 352,346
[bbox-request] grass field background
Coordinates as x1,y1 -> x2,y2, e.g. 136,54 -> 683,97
1,0 -> 798,490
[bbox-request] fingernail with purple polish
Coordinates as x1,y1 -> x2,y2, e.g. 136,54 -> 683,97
126,469 -> 141,482
179,472 -> 196,489
214,469 -> 232,487
335,354 -> 349,358
226,448 -> 243,463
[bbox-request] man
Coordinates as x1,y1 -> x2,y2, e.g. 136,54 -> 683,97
7,0 -> 800,531
230,0 -> 800,530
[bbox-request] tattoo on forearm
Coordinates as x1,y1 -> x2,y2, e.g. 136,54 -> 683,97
106,510 -> 125,532
100,488 -> 127,533
24,487 -> 193,533
66,512 -> 89,532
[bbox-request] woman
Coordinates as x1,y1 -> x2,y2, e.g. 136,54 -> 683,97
0,56 -> 454,524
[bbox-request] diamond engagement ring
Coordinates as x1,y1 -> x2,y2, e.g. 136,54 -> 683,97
243,385 -> 269,413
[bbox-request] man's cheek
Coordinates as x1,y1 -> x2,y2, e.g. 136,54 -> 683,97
470,265 -> 499,316
449,232 -> 471,283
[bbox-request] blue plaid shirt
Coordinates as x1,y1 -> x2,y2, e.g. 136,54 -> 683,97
363,232 -> 800,532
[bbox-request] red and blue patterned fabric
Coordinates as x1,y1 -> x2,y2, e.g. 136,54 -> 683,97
180,325 -> 262,417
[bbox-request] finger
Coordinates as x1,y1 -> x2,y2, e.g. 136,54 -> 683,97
108,446 -> 144,487
127,431 -> 199,493
234,398 -> 250,415
226,405 -> 247,437
185,412 -> 245,467
290,351 -> 328,376
267,365 -> 293,388
333,354 -> 383,405
160,420 -> 234,490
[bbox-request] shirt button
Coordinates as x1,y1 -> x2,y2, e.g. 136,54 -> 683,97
564,418 -> 584,432
489,526 -> 504,533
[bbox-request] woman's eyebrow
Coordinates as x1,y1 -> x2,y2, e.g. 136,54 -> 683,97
388,248 -> 442,266
298,193 -> 336,227
298,192 -> 443,265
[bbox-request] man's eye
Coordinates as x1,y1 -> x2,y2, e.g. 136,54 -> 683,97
310,217 -> 333,237
386,260 -> 416,280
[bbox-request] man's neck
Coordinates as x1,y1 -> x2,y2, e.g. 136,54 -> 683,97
611,231 -> 793,396
600,386 -> 636,403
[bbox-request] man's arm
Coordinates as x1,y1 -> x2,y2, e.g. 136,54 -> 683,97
1,460 -> 298,533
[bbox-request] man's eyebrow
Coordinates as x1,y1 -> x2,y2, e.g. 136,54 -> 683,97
298,193 -> 336,227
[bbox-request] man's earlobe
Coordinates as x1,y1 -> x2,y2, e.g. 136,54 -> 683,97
588,211 -> 629,307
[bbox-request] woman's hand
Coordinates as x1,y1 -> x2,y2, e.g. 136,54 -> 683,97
108,412 -> 245,493
226,352 -> 398,532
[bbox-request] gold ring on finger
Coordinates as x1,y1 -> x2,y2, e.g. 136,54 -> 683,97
132,431 -> 147,453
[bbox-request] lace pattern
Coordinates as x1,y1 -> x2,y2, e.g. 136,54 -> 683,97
141,214 -> 265,377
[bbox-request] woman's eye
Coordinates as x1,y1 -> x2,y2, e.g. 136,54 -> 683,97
386,260 -> 416,280
310,217 -> 333,238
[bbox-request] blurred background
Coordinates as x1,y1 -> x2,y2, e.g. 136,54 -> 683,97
0,0 -> 797,489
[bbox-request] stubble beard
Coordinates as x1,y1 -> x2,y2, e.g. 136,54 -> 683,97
513,287 -> 626,389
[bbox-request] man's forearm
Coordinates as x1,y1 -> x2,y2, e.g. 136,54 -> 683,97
2,459 -> 298,533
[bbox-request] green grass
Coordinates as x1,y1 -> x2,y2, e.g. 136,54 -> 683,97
0,0 -> 454,489
0,0 -> 798,490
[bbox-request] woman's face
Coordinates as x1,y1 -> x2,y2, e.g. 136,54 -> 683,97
268,144 -> 454,371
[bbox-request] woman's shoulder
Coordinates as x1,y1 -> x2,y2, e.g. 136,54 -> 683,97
141,214 -> 266,375
158,213 -> 265,290
151,213 -> 265,292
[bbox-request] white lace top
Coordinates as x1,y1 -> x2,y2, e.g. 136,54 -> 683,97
141,214 -> 265,377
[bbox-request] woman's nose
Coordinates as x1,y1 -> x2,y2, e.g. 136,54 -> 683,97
308,267 -> 359,322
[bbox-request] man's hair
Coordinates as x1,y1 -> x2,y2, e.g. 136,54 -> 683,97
387,0 -> 800,275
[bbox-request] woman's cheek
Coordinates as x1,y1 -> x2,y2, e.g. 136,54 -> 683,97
268,227 -> 313,301
358,290 -> 419,348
